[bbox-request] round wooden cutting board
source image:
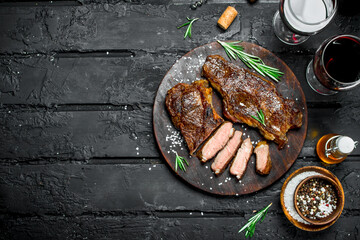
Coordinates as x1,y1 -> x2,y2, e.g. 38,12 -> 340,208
153,41 -> 308,195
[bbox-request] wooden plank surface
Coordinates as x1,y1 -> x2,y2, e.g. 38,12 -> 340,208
0,107 -> 359,160
0,3 -> 358,54
0,159 -> 359,215
0,0 -> 359,239
0,160 -> 359,239
1,215 -> 359,240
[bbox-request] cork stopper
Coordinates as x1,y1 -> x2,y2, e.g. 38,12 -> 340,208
336,136 -> 355,154
217,6 -> 238,30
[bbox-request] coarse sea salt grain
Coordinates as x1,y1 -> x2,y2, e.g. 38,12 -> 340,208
284,171 -> 324,225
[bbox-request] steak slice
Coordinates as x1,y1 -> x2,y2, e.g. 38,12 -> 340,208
230,137 -> 253,180
211,130 -> 243,175
197,121 -> 234,162
254,141 -> 272,175
165,79 -> 224,155
202,55 -> 303,149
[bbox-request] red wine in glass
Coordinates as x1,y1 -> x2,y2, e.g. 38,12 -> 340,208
306,35 -> 360,95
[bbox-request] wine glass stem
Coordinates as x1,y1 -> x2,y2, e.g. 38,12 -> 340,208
272,11 -> 309,45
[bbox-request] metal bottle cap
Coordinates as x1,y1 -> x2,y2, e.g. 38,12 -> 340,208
336,136 -> 356,154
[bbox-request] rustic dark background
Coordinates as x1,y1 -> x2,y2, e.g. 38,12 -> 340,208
0,0 -> 359,239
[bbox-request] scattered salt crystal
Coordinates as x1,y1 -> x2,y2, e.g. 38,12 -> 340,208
284,171 -> 323,224
205,166 -> 208,169
149,168 -> 151,171
189,212 -> 192,215
201,212 -> 204,216
210,176 -> 213,179
210,187 -> 212,190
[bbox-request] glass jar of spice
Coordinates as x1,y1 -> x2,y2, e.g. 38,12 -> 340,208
316,134 -> 358,164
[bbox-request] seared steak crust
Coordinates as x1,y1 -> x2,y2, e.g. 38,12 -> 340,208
203,55 -> 303,149
165,79 -> 224,154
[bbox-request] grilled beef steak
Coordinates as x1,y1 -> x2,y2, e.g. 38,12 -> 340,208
202,55 -> 303,149
165,79 -> 224,154
197,122 -> 234,162
230,137 -> 253,179
254,141 -> 272,175
211,130 -> 243,175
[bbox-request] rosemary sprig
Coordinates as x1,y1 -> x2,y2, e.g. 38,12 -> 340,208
251,109 -> 266,126
217,40 -> 283,82
239,202 -> 272,238
177,17 -> 199,39
175,152 -> 189,172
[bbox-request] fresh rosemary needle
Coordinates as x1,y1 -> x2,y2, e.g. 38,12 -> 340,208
217,40 -> 283,82
251,109 -> 266,126
177,17 -> 199,39
175,152 -> 189,172
239,202 -> 272,238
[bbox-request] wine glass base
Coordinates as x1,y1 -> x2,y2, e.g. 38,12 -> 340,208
306,60 -> 338,95
272,11 -> 309,45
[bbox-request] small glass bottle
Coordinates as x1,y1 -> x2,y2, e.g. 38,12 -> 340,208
316,134 -> 358,164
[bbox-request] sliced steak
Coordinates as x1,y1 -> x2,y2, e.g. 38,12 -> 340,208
254,141 -> 272,175
202,55 -> 303,149
197,122 -> 234,162
230,137 -> 253,179
165,80 -> 224,154
211,130 -> 243,175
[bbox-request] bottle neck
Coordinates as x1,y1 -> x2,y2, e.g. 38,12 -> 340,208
325,135 -> 358,159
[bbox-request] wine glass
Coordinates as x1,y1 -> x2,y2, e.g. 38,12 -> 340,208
306,35 -> 360,95
273,0 -> 338,45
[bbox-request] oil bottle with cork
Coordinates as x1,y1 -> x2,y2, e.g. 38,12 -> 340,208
316,134 -> 358,164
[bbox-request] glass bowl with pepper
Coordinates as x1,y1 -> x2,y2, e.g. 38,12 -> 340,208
294,175 -> 344,225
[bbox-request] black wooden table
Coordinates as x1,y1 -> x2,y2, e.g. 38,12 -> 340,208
0,0 -> 359,239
